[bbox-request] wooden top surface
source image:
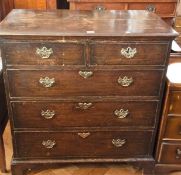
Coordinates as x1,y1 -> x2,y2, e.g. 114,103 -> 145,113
68,0 -> 177,2
0,9 -> 178,38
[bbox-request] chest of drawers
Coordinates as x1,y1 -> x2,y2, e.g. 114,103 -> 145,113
68,0 -> 178,25
155,63 -> 181,174
0,9 -> 177,175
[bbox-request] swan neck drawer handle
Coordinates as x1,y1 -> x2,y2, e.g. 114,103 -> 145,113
114,109 -> 129,119
121,47 -> 137,59
118,76 -> 133,87
41,110 -> 55,119
146,4 -> 156,13
36,47 -> 53,59
112,139 -> 126,147
95,5 -> 106,11
42,140 -> 56,149
39,77 -> 55,88
76,102 -> 93,110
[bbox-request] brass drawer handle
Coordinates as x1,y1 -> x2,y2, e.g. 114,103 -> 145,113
78,132 -> 91,139
176,148 -> 181,159
42,140 -> 56,149
76,102 -> 93,110
39,77 -> 55,88
112,139 -> 126,147
79,71 -> 93,79
36,46 -> 53,59
114,109 -> 129,119
95,5 -> 106,11
41,110 -> 55,119
118,76 -> 133,87
146,4 -> 156,13
121,47 -> 137,59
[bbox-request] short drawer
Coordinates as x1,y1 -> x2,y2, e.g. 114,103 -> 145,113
164,117 -> 181,140
3,42 -> 85,65
14,130 -> 153,158
7,69 -> 164,97
11,101 -> 158,128
159,142 -> 181,164
168,91 -> 181,116
129,2 -> 176,16
90,42 -> 168,65
71,2 -> 126,11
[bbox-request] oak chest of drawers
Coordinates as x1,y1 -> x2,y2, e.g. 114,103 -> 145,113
68,0 -> 178,25
155,63 -> 181,174
0,9 -> 178,175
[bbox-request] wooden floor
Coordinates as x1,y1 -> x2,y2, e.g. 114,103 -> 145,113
2,122 -> 181,175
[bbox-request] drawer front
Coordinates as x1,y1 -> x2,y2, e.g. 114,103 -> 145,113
159,142 -> 181,164
8,69 -> 164,97
129,3 -> 176,16
90,42 -> 168,65
14,131 -> 152,158
71,2 -> 126,11
168,91 -> 181,116
4,42 -> 85,65
164,117 -> 181,139
12,101 -> 158,128
71,2 -> 176,16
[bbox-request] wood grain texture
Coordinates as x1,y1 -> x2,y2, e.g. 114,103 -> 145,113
2,123 -> 181,175
12,101 -> 158,128
4,42 -> 86,66
68,0 -> 178,25
14,0 -> 57,10
0,10 -> 178,38
14,130 -> 153,158
2,123 -> 143,175
155,82 -> 181,174
0,9 -> 177,175
7,69 -> 164,97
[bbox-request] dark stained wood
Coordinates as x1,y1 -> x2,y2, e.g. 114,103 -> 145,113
158,142 -> 181,164
90,41 -> 169,65
155,81 -> 181,174
168,91 -> 181,115
12,101 -> 158,128
0,10 -> 178,38
0,0 -> 14,21
164,116 -> 181,139
0,9 -> 177,175
14,131 -> 153,158
68,0 -> 177,25
4,42 -> 86,66
7,69 -> 164,97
